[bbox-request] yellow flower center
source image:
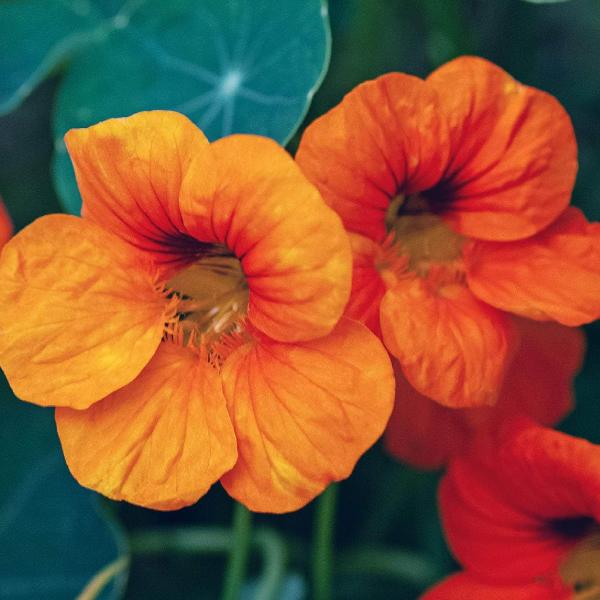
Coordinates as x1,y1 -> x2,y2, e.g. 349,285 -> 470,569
560,526 -> 600,599
164,249 -> 249,360
378,193 -> 465,289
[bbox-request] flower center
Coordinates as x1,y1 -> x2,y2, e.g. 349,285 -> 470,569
378,193 -> 465,287
164,247 -> 249,359
559,525 -> 600,599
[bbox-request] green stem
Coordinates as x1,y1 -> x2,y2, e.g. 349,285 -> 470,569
222,502 -> 253,600
312,484 -> 338,600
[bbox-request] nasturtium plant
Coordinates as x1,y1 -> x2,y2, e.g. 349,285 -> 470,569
0,378 -> 128,600
0,0 -> 330,214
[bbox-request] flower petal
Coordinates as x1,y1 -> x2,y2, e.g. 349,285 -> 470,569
65,110 -> 213,275
440,419 -> 600,583
219,318 -> 394,512
380,277 -> 513,407
385,319 -> 584,470
422,572 -> 566,600
296,73 -> 449,242
0,215 -> 168,408
56,343 -> 237,511
428,56 -> 577,241
344,233 -> 386,337
181,134 -> 352,343
0,197 -> 13,249
465,208 -> 600,326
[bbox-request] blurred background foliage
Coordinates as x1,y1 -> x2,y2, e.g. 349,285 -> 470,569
0,0 -> 599,598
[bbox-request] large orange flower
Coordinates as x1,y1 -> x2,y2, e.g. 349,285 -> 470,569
296,56 -> 600,408
385,318 -> 585,469
0,111 -> 394,512
423,419 -> 600,599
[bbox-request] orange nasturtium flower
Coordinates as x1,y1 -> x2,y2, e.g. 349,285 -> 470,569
0,111 -> 394,512
385,318 -> 585,469
423,418 -> 600,599
296,56 -> 600,409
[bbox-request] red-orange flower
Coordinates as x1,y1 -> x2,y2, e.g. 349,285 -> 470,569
0,196 -> 13,249
297,56 -> 600,408
0,111 -> 394,512
385,318 -> 585,469
423,419 -> 600,599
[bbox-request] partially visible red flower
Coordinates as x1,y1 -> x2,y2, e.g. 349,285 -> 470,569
385,318 -> 585,469
423,418 -> 600,599
297,55 -> 600,408
0,196 -> 13,249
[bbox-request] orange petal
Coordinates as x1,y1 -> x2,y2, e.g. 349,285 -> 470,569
380,277 -> 513,407
0,215 -> 168,409
428,56 -> 577,241
56,343 -> 237,510
296,73 -> 449,242
384,363 -> 469,469
65,111 -> 213,276
440,419 -> 600,583
465,207 -> 600,326
385,319 -> 584,470
219,318 -> 394,513
344,233 -> 386,337
422,572 -> 566,600
0,197 -> 13,249
181,135 -> 352,343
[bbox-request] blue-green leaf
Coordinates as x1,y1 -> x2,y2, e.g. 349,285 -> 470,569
0,0 -> 99,115
520,0 -> 572,3
0,380 -> 128,600
11,0 -> 329,214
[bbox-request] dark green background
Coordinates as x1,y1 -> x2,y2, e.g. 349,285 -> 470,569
1,1 -> 599,598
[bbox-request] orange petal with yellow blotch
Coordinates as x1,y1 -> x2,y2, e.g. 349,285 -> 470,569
0,214 -> 169,409
219,318 -> 394,513
0,197 -> 13,249
380,277 -> 512,407
466,207 -> 600,326
56,343 -> 237,511
384,362 -> 469,469
422,572 -> 567,600
428,56 -> 577,242
344,233 -> 386,337
181,135 -> 352,343
296,73 -> 449,242
65,111 -> 213,276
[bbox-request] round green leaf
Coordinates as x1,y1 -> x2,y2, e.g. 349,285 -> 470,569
51,0 -> 331,214
0,380 -> 129,600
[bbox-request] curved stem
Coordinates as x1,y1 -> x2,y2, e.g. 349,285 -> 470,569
312,484 -> 338,600
76,556 -> 129,600
222,502 -> 253,600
